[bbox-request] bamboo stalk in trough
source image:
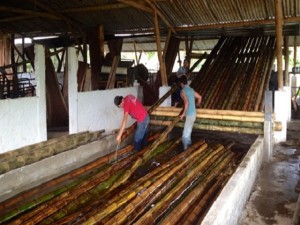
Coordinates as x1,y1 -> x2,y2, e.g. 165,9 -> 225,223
0,144 -> 135,224
133,144 -> 226,225
0,133 -> 161,217
159,150 -> 234,225
180,161 -> 235,225
53,140 -> 181,225
38,139 -> 175,225
83,142 -> 209,225
8,148 -> 148,225
72,144 -> 177,224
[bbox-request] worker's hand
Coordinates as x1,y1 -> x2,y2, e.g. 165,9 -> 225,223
116,134 -> 122,144
180,114 -> 185,120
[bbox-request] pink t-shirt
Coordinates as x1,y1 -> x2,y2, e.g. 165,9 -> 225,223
123,95 -> 147,122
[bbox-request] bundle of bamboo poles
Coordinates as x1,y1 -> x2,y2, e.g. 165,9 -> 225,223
0,130 -> 105,175
190,36 -> 276,111
150,107 -> 281,134
0,131 -> 245,225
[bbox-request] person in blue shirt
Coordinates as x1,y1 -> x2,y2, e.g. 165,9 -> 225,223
173,59 -> 191,106
179,75 -> 202,150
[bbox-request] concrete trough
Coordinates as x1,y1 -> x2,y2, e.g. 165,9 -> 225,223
0,134 -> 264,225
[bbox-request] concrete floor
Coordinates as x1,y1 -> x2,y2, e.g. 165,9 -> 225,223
238,133 -> 300,224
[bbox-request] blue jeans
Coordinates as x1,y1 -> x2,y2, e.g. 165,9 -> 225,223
182,114 -> 196,150
134,114 -> 149,151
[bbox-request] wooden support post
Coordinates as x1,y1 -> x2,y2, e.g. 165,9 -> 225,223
294,36 -> 297,74
82,34 -> 87,64
163,28 -> 172,58
284,36 -> 289,86
275,0 -> 283,90
22,37 -> 26,72
88,25 -> 104,90
133,41 -> 138,65
106,55 -> 120,89
153,8 -> 168,86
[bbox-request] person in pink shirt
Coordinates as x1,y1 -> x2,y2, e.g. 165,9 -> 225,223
114,94 -> 149,151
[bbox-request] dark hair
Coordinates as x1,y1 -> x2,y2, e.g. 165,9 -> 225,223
114,96 -> 123,106
179,75 -> 188,85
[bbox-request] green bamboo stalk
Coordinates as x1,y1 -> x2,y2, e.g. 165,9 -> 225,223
133,144 -> 226,225
0,144 -> 136,224
84,142 -> 209,225
43,140 -> 174,224
55,139 -> 184,225
161,152 -> 235,225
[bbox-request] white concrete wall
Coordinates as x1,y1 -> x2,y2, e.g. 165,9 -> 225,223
0,45 -> 47,153
0,97 -> 39,153
202,136 -> 265,225
274,90 -> 288,143
77,87 -> 138,133
66,46 -> 140,134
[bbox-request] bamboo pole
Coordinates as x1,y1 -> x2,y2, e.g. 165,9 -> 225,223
102,142 -> 210,225
150,119 -> 264,134
134,144 -> 229,225
34,135 -> 170,225
0,144 -> 134,223
151,111 -> 265,122
180,160 -> 235,225
70,140 -> 183,224
54,140 -> 180,225
159,151 -> 234,225
284,36 -> 289,86
153,107 -> 265,117
275,0 -> 284,90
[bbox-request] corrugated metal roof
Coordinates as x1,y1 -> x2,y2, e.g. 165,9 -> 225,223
0,0 -> 300,47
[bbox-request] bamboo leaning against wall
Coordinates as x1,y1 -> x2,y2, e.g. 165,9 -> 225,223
190,36 -> 276,112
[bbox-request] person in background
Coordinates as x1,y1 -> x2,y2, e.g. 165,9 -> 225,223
114,95 -> 149,151
179,75 -> 202,150
173,58 -> 190,106
177,58 -> 190,79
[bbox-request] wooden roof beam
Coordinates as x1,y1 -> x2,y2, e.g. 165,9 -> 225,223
61,3 -> 128,13
0,6 -> 59,20
145,0 -> 176,34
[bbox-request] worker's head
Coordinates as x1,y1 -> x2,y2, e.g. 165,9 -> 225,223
179,75 -> 188,86
183,58 -> 190,69
114,96 -> 123,107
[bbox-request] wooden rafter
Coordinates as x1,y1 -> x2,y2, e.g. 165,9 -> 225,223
149,0 -> 176,34
61,3 -> 128,13
118,0 -> 152,13
275,0 -> 283,90
0,6 -> 59,20
25,0 -> 84,54
153,8 -> 168,86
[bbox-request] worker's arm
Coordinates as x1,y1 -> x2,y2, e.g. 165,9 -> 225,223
194,91 -> 202,107
116,111 -> 129,144
180,91 -> 188,120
